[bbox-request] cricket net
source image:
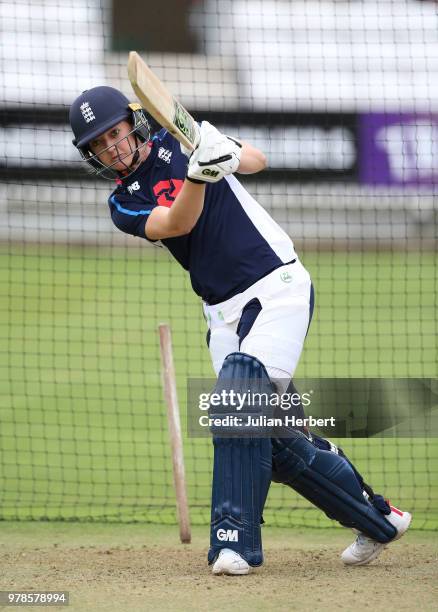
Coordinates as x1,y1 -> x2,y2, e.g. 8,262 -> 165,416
0,0 -> 437,530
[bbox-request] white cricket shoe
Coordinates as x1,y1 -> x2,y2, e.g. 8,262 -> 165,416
341,505 -> 412,566
212,548 -> 250,575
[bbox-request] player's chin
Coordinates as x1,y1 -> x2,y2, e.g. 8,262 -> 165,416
110,156 -> 134,173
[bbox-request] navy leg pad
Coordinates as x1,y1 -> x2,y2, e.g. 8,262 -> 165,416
272,433 -> 397,543
208,352 -> 273,566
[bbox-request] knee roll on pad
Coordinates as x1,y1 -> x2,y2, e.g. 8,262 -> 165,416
208,352 -> 273,567
271,433 -> 397,543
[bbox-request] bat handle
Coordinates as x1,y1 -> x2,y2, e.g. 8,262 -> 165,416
192,122 -> 201,149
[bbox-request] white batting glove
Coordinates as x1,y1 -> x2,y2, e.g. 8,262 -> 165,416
186,121 -> 242,184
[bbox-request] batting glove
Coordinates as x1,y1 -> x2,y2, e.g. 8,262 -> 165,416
186,121 -> 242,184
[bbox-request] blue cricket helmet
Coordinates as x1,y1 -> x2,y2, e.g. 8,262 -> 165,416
69,85 -> 152,178
70,86 -> 134,148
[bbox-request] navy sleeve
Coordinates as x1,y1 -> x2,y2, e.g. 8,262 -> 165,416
109,194 -> 155,240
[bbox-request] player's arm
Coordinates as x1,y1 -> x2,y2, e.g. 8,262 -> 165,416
146,121 -> 242,241
145,181 -> 206,240
236,141 -> 267,175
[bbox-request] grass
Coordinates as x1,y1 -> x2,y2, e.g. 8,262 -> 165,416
0,244 -> 437,529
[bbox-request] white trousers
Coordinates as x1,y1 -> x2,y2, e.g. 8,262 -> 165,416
203,259 -> 313,392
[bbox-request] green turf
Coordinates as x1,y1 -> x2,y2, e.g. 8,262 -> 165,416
0,244 -> 437,528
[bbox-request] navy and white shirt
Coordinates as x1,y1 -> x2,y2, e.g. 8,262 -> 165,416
109,129 -> 296,305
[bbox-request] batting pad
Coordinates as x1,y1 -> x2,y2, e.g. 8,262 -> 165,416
272,433 -> 397,543
208,352 -> 273,566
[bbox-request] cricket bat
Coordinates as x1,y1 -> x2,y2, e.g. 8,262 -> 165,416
127,51 -> 200,152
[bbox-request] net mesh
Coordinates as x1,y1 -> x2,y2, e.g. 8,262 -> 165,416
0,0 -> 437,529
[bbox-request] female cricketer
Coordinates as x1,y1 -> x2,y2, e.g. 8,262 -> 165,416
70,86 -> 411,575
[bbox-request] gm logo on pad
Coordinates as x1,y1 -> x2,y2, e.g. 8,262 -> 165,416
217,528 -> 238,542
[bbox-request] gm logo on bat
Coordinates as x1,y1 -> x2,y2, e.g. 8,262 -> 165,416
202,168 -> 220,177
216,528 -> 239,542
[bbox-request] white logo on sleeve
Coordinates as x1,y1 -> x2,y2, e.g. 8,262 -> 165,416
217,528 -> 238,542
80,102 -> 95,123
127,181 -> 140,194
158,147 -> 172,163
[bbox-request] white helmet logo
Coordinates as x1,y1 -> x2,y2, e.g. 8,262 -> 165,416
80,102 -> 96,123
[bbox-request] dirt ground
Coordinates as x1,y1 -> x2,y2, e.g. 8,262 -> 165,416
0,522 -> 437,612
